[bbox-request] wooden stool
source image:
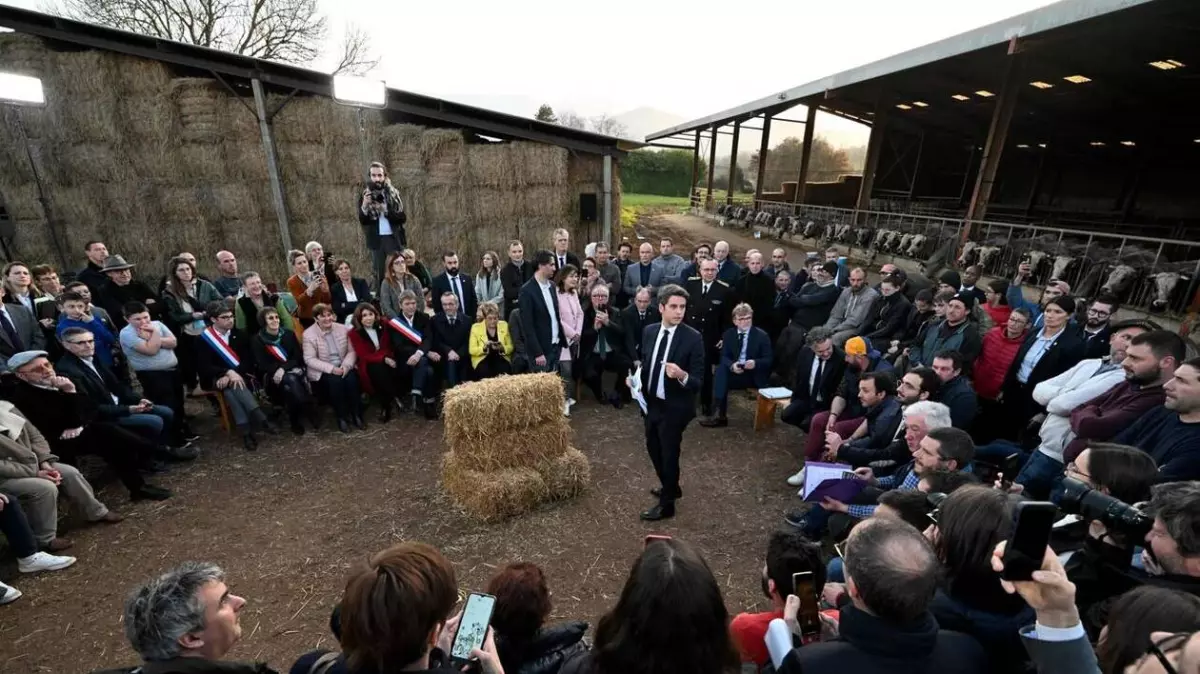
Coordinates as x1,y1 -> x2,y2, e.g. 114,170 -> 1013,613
201,390 -> 234,433
754,391 -> 790,431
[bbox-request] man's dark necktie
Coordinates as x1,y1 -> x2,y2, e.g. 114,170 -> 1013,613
812,359 -> 824,399
451,276 -> 463,309
648,328 -> 670,396
737,331 -> 746,355
775,292 -> 782,308
0,312 -> 24,352
559,255 -> 565,269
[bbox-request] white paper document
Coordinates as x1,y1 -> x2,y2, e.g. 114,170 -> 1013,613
757,386 -> 793,400
628,366 -> 648,414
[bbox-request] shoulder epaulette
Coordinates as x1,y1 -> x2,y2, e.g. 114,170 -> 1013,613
716,280 -> 730,287
687,276 -> 701,281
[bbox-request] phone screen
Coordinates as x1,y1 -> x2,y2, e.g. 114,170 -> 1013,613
451,593 -> 496,661
1000,453 -> 1021,488
792,571 -> 820,637
1002,502 -> 1058,581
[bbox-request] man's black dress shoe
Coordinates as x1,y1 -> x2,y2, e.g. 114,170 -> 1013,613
649,486 -> 683,499
640,504 -> 675,521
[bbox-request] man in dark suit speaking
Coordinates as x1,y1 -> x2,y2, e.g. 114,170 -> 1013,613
635,284 -> 705,521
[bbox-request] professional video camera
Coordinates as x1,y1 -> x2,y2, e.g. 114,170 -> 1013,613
1058,477 -> 1153,541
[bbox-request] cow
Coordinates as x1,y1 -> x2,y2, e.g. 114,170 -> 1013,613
906,234 -> 928,258
898,233 -> 915,256
977,246 -> 1003,272
958,241 -> 980,267
856,227 -> 873,248
1022,250 -> 1053,285
803,220 -> 820,239
834,223 -> 852,242
1101,264 -> 1141,300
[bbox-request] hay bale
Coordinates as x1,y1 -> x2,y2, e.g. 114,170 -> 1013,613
536,447 -> 591,501
423,183 -> 466,224
171,78 -> 223,143
175,144 -> 229,184
53,51 -> 121,142
522,185 -> 572,218
442,373 -> 567,444
472,188 -> 521,221
225,141 -> 269,183
421,129 -> 466,184
119,96 -> 175,144
0,33 -> 49,76
381,124 -> 425,175
450,421 -> 571,472
514,142 -> 569,186
0,182 -> 43,221
287,183 -> 355,221
54,144 -> 131,185
467,144 -> 517,189
118,56 -> 173,96
277,142 -> 333,183
443,453 -> 548,522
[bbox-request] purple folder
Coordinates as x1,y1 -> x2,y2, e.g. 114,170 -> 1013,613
803,478 -> 868,504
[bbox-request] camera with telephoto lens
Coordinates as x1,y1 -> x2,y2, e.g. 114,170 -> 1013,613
1058,477 -> 1153,541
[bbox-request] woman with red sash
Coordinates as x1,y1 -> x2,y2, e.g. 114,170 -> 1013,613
250,305 -> 313,435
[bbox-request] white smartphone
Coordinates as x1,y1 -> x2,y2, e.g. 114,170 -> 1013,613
450,592 -> 496,666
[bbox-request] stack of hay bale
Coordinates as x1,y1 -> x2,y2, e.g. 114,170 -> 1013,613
442,373 -> 589,522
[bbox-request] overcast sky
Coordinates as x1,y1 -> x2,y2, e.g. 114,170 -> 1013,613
5,0 -> 1060,144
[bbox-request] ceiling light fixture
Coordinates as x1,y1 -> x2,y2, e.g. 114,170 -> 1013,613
895,103 -> 913,110
0,72 -> 44,106
1090,141 -> 1106,147
1017,144 -> 1030,149
1029,81 -> 1054,89
1064,75 -> 1092,84
1038,143 -> 1048,149
912,101 -> 929,107
975,90 -> 995,97
1149,59 -> 1185,70
951,94 -> 970,101
1120,140 -> 1136,147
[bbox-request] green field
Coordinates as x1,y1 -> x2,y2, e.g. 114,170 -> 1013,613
621,193 -> 693,208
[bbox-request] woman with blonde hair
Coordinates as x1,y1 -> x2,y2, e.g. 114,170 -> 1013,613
379,251 -> 426,318
475,250 -> 504,309
469,302 -> 514,380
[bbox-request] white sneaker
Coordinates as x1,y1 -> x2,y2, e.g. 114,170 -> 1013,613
0,581 -> 21,605
786,467 -> 807,487
18,551 -> 77,574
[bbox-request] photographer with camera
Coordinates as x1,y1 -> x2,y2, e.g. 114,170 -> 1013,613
358,162 -> 407,288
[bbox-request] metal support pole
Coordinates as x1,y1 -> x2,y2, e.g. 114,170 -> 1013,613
727,120 -> 741,206
793,104 -> 817,204
965,43 -> 1022,226
705,126 -> 718,210
906,131 -> 925,201
8,109 -> 68,269
251,78 -> 293,259
602,154 -> 613,245
690,129 -> 701,202
754,116 -> 772,205
855,106 -> 887,215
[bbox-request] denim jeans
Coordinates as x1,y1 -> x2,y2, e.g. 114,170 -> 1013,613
975,439 -> 1024,465
116,405 -> 175,447
1014,450 -> 1065,501
826,556 -> 845,583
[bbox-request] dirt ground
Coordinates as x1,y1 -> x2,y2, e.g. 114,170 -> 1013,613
0,382 -> 803,673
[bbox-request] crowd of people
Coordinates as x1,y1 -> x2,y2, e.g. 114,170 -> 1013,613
3,161 -> 1200,674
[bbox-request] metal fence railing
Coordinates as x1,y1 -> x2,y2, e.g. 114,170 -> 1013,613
694,199 -> 1200,323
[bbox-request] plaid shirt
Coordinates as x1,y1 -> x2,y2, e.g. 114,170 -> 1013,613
847,469 -> 921,519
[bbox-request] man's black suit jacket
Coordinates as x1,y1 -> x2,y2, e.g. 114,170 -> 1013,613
56,352 -> 140,420
518,278 -> 563,361
639,322 -> 705,417
790,344 -> 846,412
430,313 -> 470,360
551,252 -> 582,275
500,260 -> 534,317
431,272 -> 478,322
387,312 -> 433,360
621,304 -> 659,363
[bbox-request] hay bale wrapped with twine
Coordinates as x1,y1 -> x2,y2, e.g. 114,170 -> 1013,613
468,144 -> 518,189
450,422 -> 571,472
52,51 -> 121,142
171,78 -> 222,143
422,129 -> 467,184
537,447 -> 591,501
442,373 -> 567,445
443,453 -> 548,522
382,124 -> 425,175
514,142 -> 569,186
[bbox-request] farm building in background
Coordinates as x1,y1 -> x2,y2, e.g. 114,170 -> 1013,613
0,6 -> 634,282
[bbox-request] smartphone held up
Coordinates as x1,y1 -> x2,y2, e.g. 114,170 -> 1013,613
1000,501 -> 1057,581
450,592 -> 496,668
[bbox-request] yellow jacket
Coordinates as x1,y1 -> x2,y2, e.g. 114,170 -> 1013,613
469,321 -> 514,368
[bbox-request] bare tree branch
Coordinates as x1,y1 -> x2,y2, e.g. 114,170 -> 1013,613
557,110 -> 588,130
53,0 -> 331,67
332,24 -> 380,76
590,114 -> 628,138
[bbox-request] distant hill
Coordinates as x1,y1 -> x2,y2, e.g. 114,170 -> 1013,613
613,107 -> 687,141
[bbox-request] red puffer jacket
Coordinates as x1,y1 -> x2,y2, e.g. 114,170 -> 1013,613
973,326 -> 1028,400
